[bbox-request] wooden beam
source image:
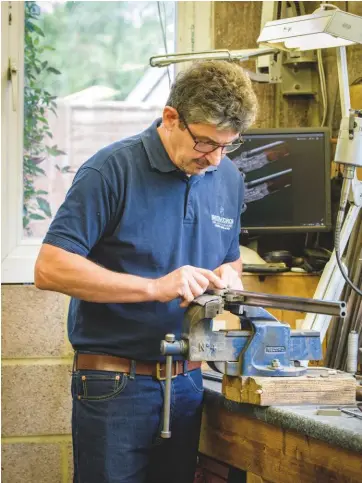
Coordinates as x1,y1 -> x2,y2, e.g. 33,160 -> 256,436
247,473 -> 272,483
199,404 -> 362,483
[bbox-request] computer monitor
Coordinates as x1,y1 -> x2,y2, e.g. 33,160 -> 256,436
228,127 -> 332,233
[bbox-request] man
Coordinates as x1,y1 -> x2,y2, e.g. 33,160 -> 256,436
35,60 -> 257,483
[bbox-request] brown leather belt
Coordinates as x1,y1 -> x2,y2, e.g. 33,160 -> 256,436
75,353 -> 202,380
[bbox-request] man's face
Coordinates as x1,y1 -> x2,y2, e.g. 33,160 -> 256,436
161,108 -> 240,176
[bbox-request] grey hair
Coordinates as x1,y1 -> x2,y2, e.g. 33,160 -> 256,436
166,60 -> 258,132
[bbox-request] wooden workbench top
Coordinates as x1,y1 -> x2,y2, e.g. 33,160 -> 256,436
202,378 -> 362,454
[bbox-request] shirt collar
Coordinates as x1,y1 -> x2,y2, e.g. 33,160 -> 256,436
141,118 -> 177,173
141,118 -> 219,174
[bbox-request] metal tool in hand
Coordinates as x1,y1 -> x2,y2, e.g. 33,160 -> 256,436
160,289 -> 346,438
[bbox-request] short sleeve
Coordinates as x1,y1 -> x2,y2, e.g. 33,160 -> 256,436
43,167 -> 117,256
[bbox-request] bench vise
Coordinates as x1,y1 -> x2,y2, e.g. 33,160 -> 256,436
159,289 -> 346,438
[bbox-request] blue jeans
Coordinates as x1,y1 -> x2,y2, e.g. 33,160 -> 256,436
71,364 -> 204,483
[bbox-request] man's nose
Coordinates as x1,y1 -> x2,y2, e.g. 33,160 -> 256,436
205,147 -> 224,166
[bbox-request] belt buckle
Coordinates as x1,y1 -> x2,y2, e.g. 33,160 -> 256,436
155,362 -> 178,381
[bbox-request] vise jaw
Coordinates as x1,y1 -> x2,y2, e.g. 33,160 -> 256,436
181,293 -> 322,377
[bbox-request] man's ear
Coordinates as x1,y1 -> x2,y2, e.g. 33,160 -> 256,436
162,106 -> 180,131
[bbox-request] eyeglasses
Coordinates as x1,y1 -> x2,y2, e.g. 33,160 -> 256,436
178,113 -> 244,154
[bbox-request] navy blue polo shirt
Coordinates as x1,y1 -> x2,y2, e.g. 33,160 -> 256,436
43,119 -> 244,360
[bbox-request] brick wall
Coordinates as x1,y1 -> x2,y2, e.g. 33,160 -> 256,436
1,285 -> 73,482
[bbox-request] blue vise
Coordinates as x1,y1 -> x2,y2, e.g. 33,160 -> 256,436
181,293 -> 323,377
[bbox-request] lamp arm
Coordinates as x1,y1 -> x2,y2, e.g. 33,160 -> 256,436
337,46 -> 351,116
149,47 -> 279,68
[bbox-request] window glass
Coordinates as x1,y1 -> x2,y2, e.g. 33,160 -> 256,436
23,1 -> 175,237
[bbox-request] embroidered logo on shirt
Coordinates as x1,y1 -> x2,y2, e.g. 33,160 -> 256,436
211,213 -> 234,231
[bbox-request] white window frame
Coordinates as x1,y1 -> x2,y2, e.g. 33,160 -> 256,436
1,1 -> 214,283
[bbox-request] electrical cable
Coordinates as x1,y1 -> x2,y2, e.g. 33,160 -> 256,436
335,232 -> 362,297
298,1 -> 306,15
157,1 -> 172,88
317,49 -> 328,126
295,3 -> 328,127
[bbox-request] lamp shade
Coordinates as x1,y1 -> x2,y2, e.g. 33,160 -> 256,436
257,7 -> 362,51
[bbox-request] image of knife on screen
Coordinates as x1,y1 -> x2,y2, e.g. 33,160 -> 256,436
231,140 -> 292,204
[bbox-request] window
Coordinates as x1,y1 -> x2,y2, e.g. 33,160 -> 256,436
23,0 -> 176,239
2,1 -> 214,282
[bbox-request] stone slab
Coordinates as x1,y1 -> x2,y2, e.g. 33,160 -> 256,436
2,363 -> 72,436
1,285 -> 71,357
1,443 -> 62,483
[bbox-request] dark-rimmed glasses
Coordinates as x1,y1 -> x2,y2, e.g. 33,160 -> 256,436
178,112 -> 244,154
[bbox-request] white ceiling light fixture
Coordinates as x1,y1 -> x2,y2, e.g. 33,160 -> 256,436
257,5 -> 362,51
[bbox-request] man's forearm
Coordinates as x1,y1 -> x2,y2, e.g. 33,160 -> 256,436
225,258 -> 243,275
35,244 -> 156,303
215,258 -> 243,277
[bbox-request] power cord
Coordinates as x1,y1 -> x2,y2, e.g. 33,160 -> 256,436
317,49 -> 328,126
157,1 -> 172,88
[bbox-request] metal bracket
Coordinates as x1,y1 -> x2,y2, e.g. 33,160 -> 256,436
281,50 -> 317,96
349,176 -> 362,207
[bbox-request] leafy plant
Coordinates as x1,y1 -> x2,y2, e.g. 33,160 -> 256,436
23,1 -> 65,232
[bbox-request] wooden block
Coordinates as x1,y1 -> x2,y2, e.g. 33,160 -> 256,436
213,310 -> 240,330
222,368 -> 356,406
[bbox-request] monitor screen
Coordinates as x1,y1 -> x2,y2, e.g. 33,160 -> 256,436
228,128 -> 332,233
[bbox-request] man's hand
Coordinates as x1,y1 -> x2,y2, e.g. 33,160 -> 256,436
213,263 -> 244,290
153,265 -> 226,307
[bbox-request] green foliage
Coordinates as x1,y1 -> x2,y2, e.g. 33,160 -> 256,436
35,1 -> 175,99
23,1 -> 65,231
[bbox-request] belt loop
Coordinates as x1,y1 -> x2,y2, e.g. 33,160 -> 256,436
129,360 -> 136,380
183,360 -> 188,375
72,351 -> 78,372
